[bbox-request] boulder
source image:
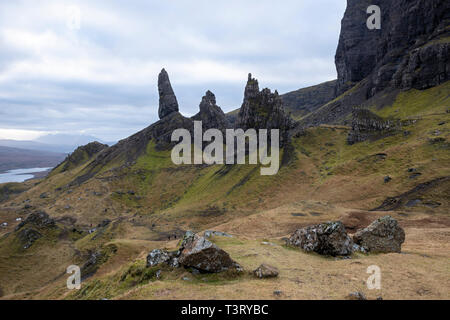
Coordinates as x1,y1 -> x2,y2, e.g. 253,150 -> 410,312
16,210 -> 55,230
203,230 -> 233,238
17,228 -> 42,249
287,221 -> 353,256
347,292 -> 367,300
178,233 -> 242,273
253,264 -> 279,279
146,249 -> 179,268
353,216 -> 405,253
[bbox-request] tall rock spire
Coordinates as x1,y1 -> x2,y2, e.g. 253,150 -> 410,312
158,68 -> 179,119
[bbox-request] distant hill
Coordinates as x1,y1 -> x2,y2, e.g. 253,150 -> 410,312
0,134 -> 112,154
0,146 -> 66,173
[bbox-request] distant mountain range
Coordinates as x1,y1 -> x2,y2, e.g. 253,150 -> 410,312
0,134 -> 114,154
0,146 -> 66,173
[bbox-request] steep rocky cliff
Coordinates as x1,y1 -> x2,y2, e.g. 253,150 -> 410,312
300,0 -> 449,127
281,80 -> 337,120
335,0 -> 449,96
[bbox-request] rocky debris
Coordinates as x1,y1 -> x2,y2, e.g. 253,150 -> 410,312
1,222 -> 8,227
384,176 -> 392,183
146,249 -> 180,268
178,233 -> 242,273
347,292 -> 367,300
273,290 -> 283,296
192,91 -> 229,131
353,216 -> 405,253
146,232 -> 242,274
39,192 -> 49,199
287,221 -> 354,256
253,264 -> 279,279
97,219 -> 111,228
16,211 -> 55,230
236,74 -> 294,142
158,68 -> 179,119
347,109 -> 399,145
203,230 -> 233,238
17,228 -> 42,249
372,176 -> 450,211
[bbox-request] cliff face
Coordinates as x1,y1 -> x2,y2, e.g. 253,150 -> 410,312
335,0 -> 449,96
300,0 -> 449,128
281,80 -> 337,119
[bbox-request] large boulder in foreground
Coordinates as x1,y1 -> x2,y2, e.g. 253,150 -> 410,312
178,233 -> 242,273
146,232 -> 242,274
287,221 -> 353,256
353,216 -> 405,253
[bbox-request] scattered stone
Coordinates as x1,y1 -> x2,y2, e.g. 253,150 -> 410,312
291,213 -> 307,217
438,121 -> 445,126
156,270 -> 162,280
347,291 -> 367,300
18,228 -> 42,249
353,216 -> 405,253
97,219 -> 111,228
287,221 -> 353,256
203,230 -> 233,238
39,193 -> 49,199
273,290 -> 283,296
15,217 -> 22,221
377,296 -> 383,300
261,241 -> 276,246
253,264 -> 279,279
384,176 -> 392,183
1,222 -> 8,227
409,172 -> 422,179
405,199 -> 422,207
182,276 -> 191,281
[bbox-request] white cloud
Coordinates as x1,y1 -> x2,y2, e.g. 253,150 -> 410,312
0,0 -> 346,141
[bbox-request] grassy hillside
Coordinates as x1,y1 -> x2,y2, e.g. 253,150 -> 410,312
0,81 -> 449,300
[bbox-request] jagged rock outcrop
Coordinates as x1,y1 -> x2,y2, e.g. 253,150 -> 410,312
336,0 -> 449,96
237,74 -> 294,133
192,90 -> 229,131
15,211 -> 56,249
158,68 -> 179,119
287,221 -> 354,256
70,70 -> 194,185
353,216 -> 405,253
347,109 -> 399,145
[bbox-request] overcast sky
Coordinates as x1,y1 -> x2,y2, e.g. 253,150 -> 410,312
0,0 -> 346,142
